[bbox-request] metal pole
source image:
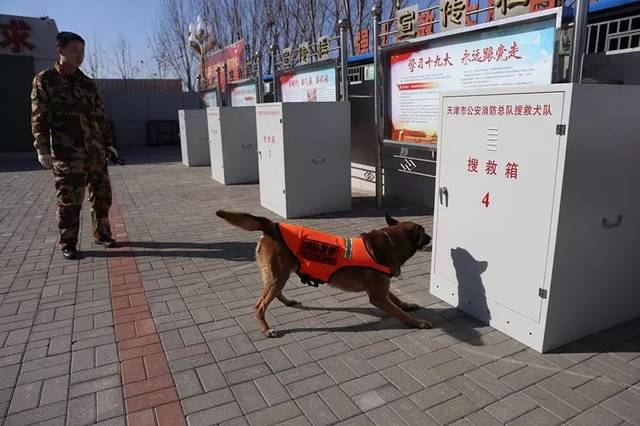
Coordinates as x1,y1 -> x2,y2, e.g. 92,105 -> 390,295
570,0 -> 589,83
222,63 -> 229,106
255,52 -> 264,104
215,67 -> 222,108
338,19 -> 350,102
372,5 -> 383,209
269,44 -> 278,102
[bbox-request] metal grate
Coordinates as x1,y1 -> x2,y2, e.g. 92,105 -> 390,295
586,14 -> 640,54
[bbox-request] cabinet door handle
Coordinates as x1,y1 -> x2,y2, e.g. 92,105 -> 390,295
241,143 -> 252,149
312,157 -> 326,165
602,214 -> 623,229
439,187 -> 449,207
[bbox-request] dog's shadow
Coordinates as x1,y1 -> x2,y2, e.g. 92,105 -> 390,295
277,304 -> 485,345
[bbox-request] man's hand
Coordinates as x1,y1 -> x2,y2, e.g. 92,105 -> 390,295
38,153 -> 53,169
106,146 -> 118,158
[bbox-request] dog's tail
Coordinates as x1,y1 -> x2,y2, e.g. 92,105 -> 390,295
215,210 -> 277,236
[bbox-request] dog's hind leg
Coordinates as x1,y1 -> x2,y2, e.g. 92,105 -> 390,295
389,292 -> 420,311
255,278 -> 287,337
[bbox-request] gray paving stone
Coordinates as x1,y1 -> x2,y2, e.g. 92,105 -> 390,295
485,392 -> 539,423
281,342 -> 314,367
466,409 -> 504,426
70,363 -> 119,385
522,384 -> 579,421
4,401 -> 68,426
226,363 -> 272,385
187,401 -> 243,426
296,393 -> 339,426
255,375 -> 290,407
564,404 -> 624,426
181,388 -> 235,415
427,395 -> 480,425
388,397 -> 439,426
432,357 -> 477,381
381,366 -> 424,396
67,394 -> 95,426
17,362 -> 70,386
539,376 -> 596,412
335,413 -> 375,425
365,405 -> 404,425
278,363 -> 324,386
96,387 -> 124,422
410,382 -> 460,410
232,381 -> 268,414
501,365 -> 557,391
340,373 -> 388,397
40,375 -> 69,406
8,381 -> 42,414
246,401 -> 303,426
352,390 -> 387,412
175,368 -> 205,399
507,407 -> 562,426
317,386 -> 361,420
286,373 -> 335,399
196,362 -> 227,392
601,393 -> 640,424
449,375 -> 498,407
466,368 -> 516,399
576,377 -> 627,403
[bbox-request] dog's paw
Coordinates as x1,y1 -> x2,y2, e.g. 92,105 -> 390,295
264,328 -> 283,338
403,303 -> 421,311
285,300 -> 303,308
417,320 -> 432,329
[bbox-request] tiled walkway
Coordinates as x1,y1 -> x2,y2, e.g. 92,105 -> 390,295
1,147 -> 639,426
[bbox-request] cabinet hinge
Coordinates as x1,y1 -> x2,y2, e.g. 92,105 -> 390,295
538,288 -> 548,299
556,124 -> 566,136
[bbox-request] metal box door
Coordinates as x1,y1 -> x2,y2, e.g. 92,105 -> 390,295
178,110 -> 188,166
207,108 -> 225,183
433,91 -> 565,322
256,104 -> 287,217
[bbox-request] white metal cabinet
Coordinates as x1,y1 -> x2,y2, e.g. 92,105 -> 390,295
431,84 -> 640,352
207,106 -> 258,185
255,102 -> 351,218
178,109 -> 209,167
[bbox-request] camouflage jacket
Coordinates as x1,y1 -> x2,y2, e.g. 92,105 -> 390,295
31,62 -> 112,158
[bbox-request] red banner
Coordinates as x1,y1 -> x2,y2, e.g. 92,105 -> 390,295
204,40 -> 245,91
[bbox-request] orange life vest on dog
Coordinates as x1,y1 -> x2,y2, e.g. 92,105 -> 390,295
277,223 -> 393,286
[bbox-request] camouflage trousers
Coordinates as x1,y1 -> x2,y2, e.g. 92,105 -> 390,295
53,152 -> 112,249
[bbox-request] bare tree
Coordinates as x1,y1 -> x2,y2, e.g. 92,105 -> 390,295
147,38 -> 170,79
111,35 -> 144,80
83,34 -> 106,79
151,0 -> 197,91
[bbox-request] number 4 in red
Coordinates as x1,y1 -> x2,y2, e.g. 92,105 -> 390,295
482,192 -> 490,208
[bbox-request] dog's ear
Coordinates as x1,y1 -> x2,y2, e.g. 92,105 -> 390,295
363,230 -> 397,267
405,225 -> 422,246
385,213 -> 399,226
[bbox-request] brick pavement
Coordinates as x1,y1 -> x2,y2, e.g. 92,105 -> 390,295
0,147 -> 639,426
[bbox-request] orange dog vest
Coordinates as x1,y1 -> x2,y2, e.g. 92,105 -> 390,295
277,223 -> 393,286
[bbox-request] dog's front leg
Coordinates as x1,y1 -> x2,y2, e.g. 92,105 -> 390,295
368,292 -> 431,329
389,292 -> 420,311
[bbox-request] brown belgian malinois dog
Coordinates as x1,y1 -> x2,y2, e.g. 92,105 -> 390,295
216,210 -> 432,337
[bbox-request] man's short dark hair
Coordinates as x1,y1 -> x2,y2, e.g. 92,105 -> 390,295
56,32 -> 85,48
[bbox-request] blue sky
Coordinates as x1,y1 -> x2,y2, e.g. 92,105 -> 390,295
2,0 -> 163,77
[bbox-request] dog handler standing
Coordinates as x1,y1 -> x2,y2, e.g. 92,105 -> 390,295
31,32 -> 117,259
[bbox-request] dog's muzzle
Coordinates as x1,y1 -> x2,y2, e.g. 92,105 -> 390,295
418,233 -> 432,251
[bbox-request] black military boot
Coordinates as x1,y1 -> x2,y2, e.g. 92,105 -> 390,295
62,246 -> 78,260
95,235 -> 117,248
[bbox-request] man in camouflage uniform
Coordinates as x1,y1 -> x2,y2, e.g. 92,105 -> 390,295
31,32 -> 117,259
